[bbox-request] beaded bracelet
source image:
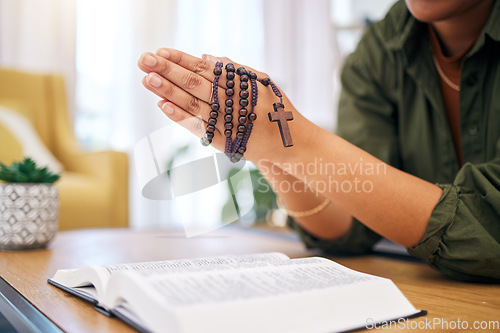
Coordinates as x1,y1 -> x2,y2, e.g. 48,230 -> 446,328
202,62 -> 293,162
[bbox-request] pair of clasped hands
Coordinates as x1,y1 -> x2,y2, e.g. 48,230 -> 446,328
137,49 -> 308,164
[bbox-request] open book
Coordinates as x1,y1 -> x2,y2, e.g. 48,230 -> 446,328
48,252 -> 425,333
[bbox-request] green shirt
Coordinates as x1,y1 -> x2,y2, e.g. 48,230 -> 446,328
291,0 -> 500,282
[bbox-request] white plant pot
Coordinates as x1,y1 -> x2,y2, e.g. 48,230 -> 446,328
0,183 -> 59,250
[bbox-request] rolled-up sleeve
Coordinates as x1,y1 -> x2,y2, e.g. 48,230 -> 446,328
408,158 -> 500,282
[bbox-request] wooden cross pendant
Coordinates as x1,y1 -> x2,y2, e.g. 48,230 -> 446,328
268,103 -> 293,147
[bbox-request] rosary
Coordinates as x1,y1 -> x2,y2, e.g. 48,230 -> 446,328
201,62 -> 294,162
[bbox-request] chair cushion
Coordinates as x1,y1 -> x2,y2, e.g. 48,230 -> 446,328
0,120 -> 23,164
0,105 -> 63,173
56,171 -> 109,230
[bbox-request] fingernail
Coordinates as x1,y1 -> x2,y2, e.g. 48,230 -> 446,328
147,73 -> 161,88
157,49 -> 170,59
142,54 -> 157,67
162,103 -> 174,115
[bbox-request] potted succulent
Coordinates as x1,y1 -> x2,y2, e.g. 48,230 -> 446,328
0,157 -> 60,250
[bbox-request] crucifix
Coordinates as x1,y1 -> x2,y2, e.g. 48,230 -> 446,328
268,103 -> 294,147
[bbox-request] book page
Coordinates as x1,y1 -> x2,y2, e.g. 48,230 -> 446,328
145,258 -> 377,307
49,252 -> 289,304
102,252 -> 290,275
49,266 -> 110,302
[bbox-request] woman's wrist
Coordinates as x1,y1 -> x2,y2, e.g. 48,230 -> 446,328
256,152 -> 355,240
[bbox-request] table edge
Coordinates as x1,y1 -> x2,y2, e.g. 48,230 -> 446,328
0,277 -> 62,333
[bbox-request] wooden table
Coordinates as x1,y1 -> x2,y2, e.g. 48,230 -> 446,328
0,227 -> 499,332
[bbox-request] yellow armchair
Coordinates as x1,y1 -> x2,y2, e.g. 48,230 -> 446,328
0,67 -> 128,230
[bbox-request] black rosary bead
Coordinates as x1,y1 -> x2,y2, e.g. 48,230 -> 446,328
238,116 -> 246,123
240,81 -> 249,90
249,113 -> 257,121
226,88 -> 234,97
239,108 -> 248,116
207,125 -> 215,132
239,99 -> 249,107
206,132 -> 214,140
234,152 -> 243,159
238,124 -> 246,132
213,67 -> 222,76
236,131 -> 244,139
249,72 -> 257,80
225,99 -> 233,107
224,122 -> 233,130
240,74 -> 249,82
224,129 -> 232,137
226,72 -> 235,80
238,146 -> 247,154
261,77 -> 270,86
225,114 -> 233,122
210,111 -> 218,118
230,156 -> 240,163
239,90 -> 249,99
236,67 -> 247,76
225,106 -> 233,114
227,80 -> 235,88
225,63 -> 235,71
211,103 -> 219,111
208,118 -> 217,126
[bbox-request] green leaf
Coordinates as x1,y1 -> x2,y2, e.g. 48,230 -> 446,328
0,157 -> 61,183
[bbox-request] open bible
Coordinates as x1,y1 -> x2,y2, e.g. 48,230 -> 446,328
48,252 -> 425,333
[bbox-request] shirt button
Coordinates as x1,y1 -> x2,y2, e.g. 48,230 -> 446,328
468,124 -> 479,136
466,74 -> 478,86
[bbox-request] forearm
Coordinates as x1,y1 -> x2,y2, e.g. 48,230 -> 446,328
260,117 -> 443,247
255,159 -> 353,240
